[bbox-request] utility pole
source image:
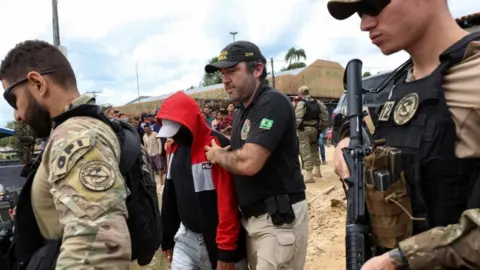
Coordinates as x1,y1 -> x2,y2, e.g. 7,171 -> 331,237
270,58 -> 276,88
136,62 -> 140,103
230,31 -> 238,42
52,0 -> 61,46
85,90 -> 102,99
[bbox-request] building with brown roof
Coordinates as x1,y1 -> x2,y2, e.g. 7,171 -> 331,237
115,59 -> 345,116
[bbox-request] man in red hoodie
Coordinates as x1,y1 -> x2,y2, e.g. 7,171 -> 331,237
156,91 -> 246,270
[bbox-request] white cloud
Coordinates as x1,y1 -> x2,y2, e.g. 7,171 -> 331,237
0,0 -> 477,126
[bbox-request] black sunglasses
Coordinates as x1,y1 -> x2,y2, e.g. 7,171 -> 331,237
357,0 -> 391,17
2,70 -> 55,109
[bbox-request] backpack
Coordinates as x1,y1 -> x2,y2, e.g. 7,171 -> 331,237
52,104 -> 162,266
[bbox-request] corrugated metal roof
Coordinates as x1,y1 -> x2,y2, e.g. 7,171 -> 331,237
124,95 -> 151,105
140,92 -> 176,102
271,67 -> 305,77
140,67 -> 307,103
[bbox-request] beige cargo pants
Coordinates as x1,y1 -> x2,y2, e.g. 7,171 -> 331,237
242,200 -> 309,270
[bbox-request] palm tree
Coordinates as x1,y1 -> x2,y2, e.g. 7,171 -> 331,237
201,57 -> 223,87
281,47 -> 307,71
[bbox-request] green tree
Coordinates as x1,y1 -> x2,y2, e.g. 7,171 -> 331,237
362,71 -> 372,77
0,120 -> 17,147
281,47 -> 307,71
201,57 -> 223,87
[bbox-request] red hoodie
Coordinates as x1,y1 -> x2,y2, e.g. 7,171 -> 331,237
156,91 -> 245,266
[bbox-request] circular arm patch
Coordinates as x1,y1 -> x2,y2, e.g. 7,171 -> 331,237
79,161 -> 116,191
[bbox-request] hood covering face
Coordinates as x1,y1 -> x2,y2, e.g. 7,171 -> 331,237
156,91 -> 211,150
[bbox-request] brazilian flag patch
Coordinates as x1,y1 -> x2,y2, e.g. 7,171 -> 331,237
259,118 -> 274,130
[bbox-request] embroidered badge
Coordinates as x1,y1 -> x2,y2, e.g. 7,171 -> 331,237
259,118 -> 274,130
240,119 -> 251,140
378,101 -> 395,122
79,161 -> 116,191
393,93 -> 419,125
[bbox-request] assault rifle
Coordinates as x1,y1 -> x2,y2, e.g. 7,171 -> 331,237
342,59 -> 372,270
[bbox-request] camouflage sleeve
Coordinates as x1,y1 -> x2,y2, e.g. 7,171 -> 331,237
295,101 -> 306,128
47,119 -> 131,269
399,208 -> 480,269
318,101 -> 329,131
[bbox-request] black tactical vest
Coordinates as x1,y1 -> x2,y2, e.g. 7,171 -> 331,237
303,99 -> 320,121
374,32 -> 480,235
13,154 -> 60,270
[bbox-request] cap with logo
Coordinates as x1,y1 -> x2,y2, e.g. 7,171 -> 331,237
158,119 -> 182,138
205,41 -> 266,74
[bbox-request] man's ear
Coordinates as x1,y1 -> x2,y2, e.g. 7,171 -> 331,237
26,71 -> 48,97
254,63 -> 264,79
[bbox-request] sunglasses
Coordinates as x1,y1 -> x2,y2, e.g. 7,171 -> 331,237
2,70 -> 55,109
357,0 -> 391,17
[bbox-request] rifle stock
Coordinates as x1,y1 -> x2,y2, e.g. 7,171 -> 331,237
343,59 -> 371,270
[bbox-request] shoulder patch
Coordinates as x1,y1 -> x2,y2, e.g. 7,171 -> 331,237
79,160 -> 116,191
53,136 -> 94,177
259,118 -> 274,130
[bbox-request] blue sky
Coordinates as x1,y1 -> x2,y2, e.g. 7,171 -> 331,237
0,0 -> 477,127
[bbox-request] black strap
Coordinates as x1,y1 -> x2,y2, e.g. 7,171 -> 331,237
52,104 -> 140,173
117,122 -> 141,174
440,31 -> 480,67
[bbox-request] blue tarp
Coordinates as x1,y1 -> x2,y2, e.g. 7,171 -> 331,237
0,127 -> 14,139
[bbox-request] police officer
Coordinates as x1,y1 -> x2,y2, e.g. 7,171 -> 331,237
328,0 -> 480,269
204,41 -> 308,270
0,40 -> 131,268
295,85 -> 329,183
14,122 -> 34,165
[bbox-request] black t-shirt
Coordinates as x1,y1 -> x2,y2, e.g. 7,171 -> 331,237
230,84 -> 305,207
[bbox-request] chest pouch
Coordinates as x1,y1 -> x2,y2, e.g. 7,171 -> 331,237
363,142 -> 424,249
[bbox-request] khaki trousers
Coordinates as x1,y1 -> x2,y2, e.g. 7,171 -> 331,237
242,200 -> 309,270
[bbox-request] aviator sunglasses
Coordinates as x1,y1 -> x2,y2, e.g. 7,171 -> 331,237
357,0 -> 391,17
2,70 -> 55,109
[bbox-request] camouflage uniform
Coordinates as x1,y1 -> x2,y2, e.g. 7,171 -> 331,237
14,122 -> 35,165
30,94 -> 131,269
295,86 -> 329,183
399,208 -> 480,269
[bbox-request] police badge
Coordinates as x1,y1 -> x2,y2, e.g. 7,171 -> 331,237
240,119 -> 251,140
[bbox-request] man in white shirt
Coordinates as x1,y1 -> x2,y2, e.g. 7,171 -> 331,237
143,125 -> 164,184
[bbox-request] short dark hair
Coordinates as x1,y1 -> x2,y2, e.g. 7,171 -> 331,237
246,60 -> 267,81
219,109 -> 228,116
0,40 -> 77,88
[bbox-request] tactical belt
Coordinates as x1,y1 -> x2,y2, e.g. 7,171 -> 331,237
239,192 -> 305,219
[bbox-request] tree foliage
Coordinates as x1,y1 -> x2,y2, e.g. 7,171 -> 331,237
362,71 -> 372,77
201,56 -> 223,87
281,47 -> 307,71
0,121 -> 16,147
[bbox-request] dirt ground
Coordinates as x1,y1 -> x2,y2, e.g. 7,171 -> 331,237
132,146 -> 346,270
304,146 -> 346,270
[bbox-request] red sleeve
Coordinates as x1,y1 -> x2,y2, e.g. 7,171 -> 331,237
212,163 -> 241,262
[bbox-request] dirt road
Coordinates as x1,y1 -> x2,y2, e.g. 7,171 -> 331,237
304,146 -> 346,269
132,146 -> 347,269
